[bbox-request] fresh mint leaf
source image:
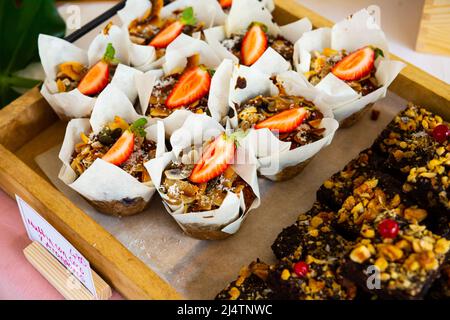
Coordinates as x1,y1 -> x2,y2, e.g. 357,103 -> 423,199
374,47 -> 385,59
103,43 -> 119,64
130,118 -> 148,137
180,7 -> 197,26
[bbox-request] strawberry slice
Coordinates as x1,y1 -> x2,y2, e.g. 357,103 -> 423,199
165,66 -> 211,109
241,23 -> 268,66
255,108 -> 308,133
219,0 -> 232,8
149,7 -> 197,48
149,21 -> 184,48
189,134 -> 236,184
102,130 -> 135,166
77,60 -> 109,96
332,46 -> 375,81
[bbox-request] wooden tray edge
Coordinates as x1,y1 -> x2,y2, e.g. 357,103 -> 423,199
0,144 -> 182,300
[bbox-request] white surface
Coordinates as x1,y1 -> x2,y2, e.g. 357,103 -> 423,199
297,0 -> 450,83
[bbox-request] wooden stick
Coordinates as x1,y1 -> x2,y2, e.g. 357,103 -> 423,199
23,241 -> 112,300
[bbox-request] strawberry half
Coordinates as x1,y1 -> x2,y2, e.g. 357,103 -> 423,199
149,7 -> 197,48
219,0 -> 232,8
241,23 -> 268,66
189,134 -> 236,184
102,130 -> 135,166
255,108 -> 308,133
165,66 -> 212,109
77,60 -> 109,96
332,46 -> 375,81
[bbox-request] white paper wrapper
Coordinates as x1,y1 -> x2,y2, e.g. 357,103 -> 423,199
40,81 -> 95,120
293,8 -> 406,123
162,34 -> 222,75
125,25 -> 157,71
88,24 -> 131,66
38,34 -> 88,81
226,0 -> 280,36
229,65 -> 339,180
118,1 -> 158,71
161,0 -> 227,27
90,23 -> 157,72
204,0 -> 311,66
38,34 -> 144,120
58,85 -> 165,216
38,34 -> 92,119
117,0 -> 152,28
227,49 -> 291,127
145,113 -> 260,239
137,58 -> 233,136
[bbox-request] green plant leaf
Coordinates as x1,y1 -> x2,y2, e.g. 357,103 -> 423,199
374,47 -> 385,59
103,43 -> 119,64
180,7 -> 197,26
0,0 -> 66,108
129,118 -> 148,138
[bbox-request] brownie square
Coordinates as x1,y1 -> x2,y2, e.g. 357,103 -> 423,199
342,213 -> 450,299
317,149 -> 383,210
267,258 -> 357,300
215,260 -> 273,300
271,202 -> 350,262
402,145 -> 450,216
334,172 -> 430,239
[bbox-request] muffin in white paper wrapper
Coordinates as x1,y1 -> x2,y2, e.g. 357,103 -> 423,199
203,0 -> 311,65
293,8 -> 406,127
136,42 -> 232,136
118,0 -> 225,71
227,48 -> 292,128
38,34 -> 144,120
145,113 -> 260,240
229,58 -> 339,181
58,85 -> 166,217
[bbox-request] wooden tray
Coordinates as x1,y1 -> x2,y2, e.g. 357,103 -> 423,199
0,0 -> 449,300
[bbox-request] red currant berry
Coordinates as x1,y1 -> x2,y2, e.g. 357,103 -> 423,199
293,261 -> 309,277
431,124 -> 450,143
378,219 -> 399,239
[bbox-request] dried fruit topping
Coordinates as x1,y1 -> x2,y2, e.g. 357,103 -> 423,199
293,261 -> 309,277
378,219 -> 399,239
431,124 -> 450,143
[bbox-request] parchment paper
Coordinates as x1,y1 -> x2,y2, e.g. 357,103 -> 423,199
35,91 -> 407,299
